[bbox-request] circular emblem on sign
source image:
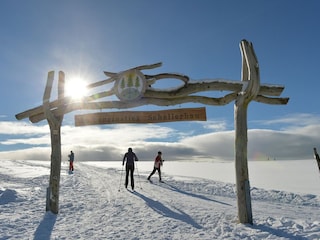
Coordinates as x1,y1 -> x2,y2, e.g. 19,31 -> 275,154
114,70 -> 147,101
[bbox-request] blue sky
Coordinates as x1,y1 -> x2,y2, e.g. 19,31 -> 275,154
1,0 -> 320,161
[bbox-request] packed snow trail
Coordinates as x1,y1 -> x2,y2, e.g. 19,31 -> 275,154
55,163 -> 238,239
0,160 -> 319,239
53,162 -> 320,239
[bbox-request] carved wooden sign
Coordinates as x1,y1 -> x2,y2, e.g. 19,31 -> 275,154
75,107 -> 206,126
114,70 -> 147,101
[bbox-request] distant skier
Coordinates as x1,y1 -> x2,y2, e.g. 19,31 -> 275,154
68,151 -> 74,173
122,148 -> 139,190
147,151 -> 164,182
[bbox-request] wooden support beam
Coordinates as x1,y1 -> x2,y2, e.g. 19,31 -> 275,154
44,71 -> 65,214
234,40 -> 260,224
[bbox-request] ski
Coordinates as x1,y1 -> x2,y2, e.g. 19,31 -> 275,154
148,179 -> 164,183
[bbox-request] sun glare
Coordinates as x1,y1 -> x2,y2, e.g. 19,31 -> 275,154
65,76 -> 88,100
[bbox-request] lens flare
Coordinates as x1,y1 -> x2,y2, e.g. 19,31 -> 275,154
65,76 -> 88,100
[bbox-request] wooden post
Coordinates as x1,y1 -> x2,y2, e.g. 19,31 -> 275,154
43,71 -> 65,214
234,40 -> 260,224
313,148 -> 320,173
235,101 -> 252,224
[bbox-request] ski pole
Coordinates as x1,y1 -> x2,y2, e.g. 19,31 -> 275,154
118,164 -> 124,192
135,161 -> 142,190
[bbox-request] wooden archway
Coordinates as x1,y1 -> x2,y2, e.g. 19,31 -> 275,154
16,39 -> 289,224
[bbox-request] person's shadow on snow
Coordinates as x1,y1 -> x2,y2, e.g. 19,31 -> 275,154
160,181 -> 232,206
133,191 -> 202,229
33,211 -> 57,240
250,224 -> 309,240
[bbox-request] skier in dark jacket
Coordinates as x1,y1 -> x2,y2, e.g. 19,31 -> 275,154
122,148 -> 139,190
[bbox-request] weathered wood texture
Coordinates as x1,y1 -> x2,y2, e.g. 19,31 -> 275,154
75,107 -> 206,126
15,80 -> 288,123
234,40 -> 260,224
43,71 -> 65,214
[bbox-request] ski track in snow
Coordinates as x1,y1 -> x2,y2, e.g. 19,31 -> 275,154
0,160 -> 319,239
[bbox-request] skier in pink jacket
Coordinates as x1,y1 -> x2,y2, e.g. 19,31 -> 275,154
147,151 -> 164,182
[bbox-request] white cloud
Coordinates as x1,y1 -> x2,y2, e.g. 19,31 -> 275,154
0,121 -> 49,135
200,120 -> 228,131
61,124 -> 176,147
1,113 -> 320,161
1,136 -> 50,146
254,113 -> 320,129
180,131 -> 234,160
0,147 -> 51,161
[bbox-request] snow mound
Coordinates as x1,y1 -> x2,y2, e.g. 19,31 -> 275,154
0,189 -> 19,204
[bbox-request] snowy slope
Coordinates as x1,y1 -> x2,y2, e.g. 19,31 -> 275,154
0,160 -> 319,239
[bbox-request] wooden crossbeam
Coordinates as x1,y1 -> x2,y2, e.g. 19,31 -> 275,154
15,79 -> 288,123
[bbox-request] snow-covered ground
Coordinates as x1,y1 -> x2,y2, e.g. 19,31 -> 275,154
0,159 -> 319,239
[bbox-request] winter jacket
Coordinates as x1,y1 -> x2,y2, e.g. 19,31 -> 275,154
69,152 -> 74,162
154,155 -> 163,169
123,151 -> 138,166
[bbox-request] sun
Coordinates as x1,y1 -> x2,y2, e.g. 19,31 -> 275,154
65,76 -> 88,100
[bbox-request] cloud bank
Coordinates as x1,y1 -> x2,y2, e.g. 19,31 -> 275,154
0,113 -> 319,161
